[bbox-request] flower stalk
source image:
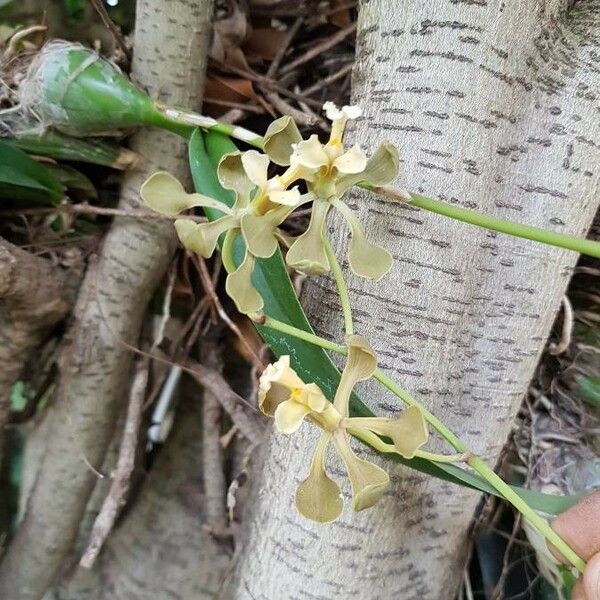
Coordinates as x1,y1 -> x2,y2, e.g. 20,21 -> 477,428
32,42 -> 600,259
324,238 -> 354,335
373,185 -> 600,259
255,314 -> 586,573
31,40 -> 588,575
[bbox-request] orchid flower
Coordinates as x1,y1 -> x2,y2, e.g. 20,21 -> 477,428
259,336 -> 429,523
263,102 -> 399,279
141,150 -> 310,314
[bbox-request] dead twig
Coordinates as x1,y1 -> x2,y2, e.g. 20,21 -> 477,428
210,59 -> 323,109
204,97 -> 265,113
549,295 -> 574,356
0,204 -> 206,223
200,333 -> 229,537
264,90 -> 322,128
110,332 -> 264,441
151,260 -> 177,353
87,0 -> 131,61
79,356 -> 150,568
266,16 -> 304,79
278,23 -> 356,76
192,254 -> 265,372
301,61 -> 353,96
219,108 -> 247,124
186,359 -> 265,441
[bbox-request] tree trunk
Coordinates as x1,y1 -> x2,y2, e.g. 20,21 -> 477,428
0,2 -> 213,598
227,1 -> 600,598
49,386 -> 230,600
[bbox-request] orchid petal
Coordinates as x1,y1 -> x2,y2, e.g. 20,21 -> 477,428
174,216 -> 237,258
268,187 -> 301,206
141,171 -> 231,216
225,250 -> 263,314
241,150 -> 269,188
258,380 -> 290,418
217,152 -> 254,208
346,406 -> 429,459
274,399 -> 311,433
258,356 -> 300,416
333,432 -> 389,511
295,433 -> 343,523
336,142 -> 399,195
324,102 -> 362,145
324,102 -> 362,121
302,383 -> 330,413
333,334 -> 377,418
264,116 -> 302,166
285,198 -> 331,275
240,204 -> 291,258
291,135 -> 329,170
331,198 -> 392,280
263,355 -> 306,390
332,145 -> 367,174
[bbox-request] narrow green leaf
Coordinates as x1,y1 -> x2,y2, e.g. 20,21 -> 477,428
10,381 -> 27,412
189,129 -> 584,516
0,140 -> 65,204
8,132 -> 138,169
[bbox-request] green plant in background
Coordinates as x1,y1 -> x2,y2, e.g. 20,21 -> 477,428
0,140 -> 65,204
17,39 -> 600,578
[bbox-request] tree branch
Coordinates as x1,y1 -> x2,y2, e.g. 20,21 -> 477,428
0,2 -> 214,597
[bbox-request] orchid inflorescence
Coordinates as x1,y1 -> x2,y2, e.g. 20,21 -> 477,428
141,102 -> 428,522
141,102 -> 399,315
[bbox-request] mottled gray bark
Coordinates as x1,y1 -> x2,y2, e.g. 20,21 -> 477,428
51,389 -> 230,600
0,1 -> 213,598
228,1 -> 600,599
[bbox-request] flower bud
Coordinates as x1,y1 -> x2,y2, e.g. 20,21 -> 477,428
19,41 -> 159,136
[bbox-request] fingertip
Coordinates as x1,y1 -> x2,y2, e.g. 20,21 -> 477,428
551,491 -> 600,562
584,553 -> 600,600
573,579 -> 587,600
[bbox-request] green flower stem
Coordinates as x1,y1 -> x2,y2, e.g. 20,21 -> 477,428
366,184 -> 600,259
468,456 -> 586,573
259,315 -> 346,354
258,314 -> 585,572
153,105 -> 264,148
372,368 -> 465,452
166,115 -> 600,258
324,239 -> 354,335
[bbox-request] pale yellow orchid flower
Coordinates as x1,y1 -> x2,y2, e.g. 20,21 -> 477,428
140,149 -> 308,315
263,103 -> 399,279
259,336 -> 429,523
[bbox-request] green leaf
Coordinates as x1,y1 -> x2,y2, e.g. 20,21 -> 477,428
578,376 -> 600,407
189,129 -> 585,516
62,0 -> 85,21
0,140 -> 65,205
45,164 -> 97,200
8,132 -> 137,170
